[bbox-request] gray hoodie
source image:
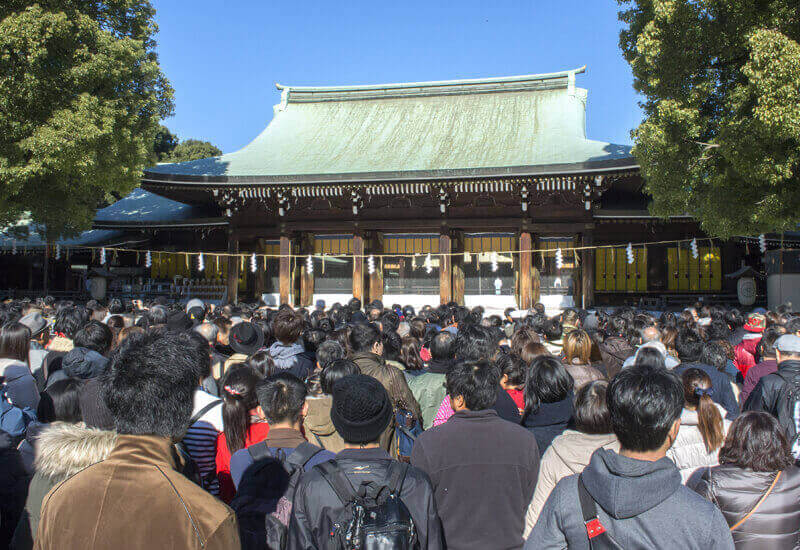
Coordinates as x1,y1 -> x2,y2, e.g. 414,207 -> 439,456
526,448 -> 734,549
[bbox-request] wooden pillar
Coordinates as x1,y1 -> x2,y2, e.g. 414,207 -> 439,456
300,236 -> 314,307
352,234 -> 364,303
452,233 -> 465,306
519,232 -> 533,310
367,233 -> 383,304
439,233 -> 452,304
254,239 -> 266,298
279,235 -> 292,306
581,231 -> 595,308
226,232 -> 239,304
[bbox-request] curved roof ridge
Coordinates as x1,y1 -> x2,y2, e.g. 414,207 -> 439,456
275,66 -> 586,94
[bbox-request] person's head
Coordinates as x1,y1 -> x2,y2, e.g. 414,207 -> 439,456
675,330 -> 704,363
0,322 -> 30,363
701,342 -> 728,373
774,334 -> 800,363
520,341 -> 549,365
320,359 -> 360,395
255,372 -> 308,427
36,377 -> 83,424
102,330 -> 199,439
400,337 -> 424,371
607,364 -> 683,454
219,365 -> 263,454
349,322 -> 383,355
682,368 -> 724,453
640,326 -> 661,344
243,350 -> 276,377
53,306 -> 89,339
446,359 -> 500,412
523,356 -> 573,417
454,324 -> 496,361
563,329 -> 591,365
758,325 -> 787,359
316,340 -> 345,370
273,310 -> 304,345
193,322 -> 218,345
633,346 -> 666,369
574,380 -> 612,435
496,352 -> 527,390
184,331 -> 213,381
511,327 -> 541,357
73,320 -> 113,355
114,326 -> 144,349
430,331 -> 455,361
147,305 -> 168,326
214,317 -> 232,344
719,411 -> 795,472
106,315 -> 125,333
330,374 -> 392,446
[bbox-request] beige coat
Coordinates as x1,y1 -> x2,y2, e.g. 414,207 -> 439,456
303,394 -> 348,453
523,430 -> 620,537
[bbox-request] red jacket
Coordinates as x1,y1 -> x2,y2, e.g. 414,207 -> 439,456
734,335 -> 761,377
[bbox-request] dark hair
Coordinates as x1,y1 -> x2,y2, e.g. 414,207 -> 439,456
454,324 -> 495,361
320,359 -> 361,395
220,365 -> 263,454
147,305 -> 168,326
382,330 -> 402,362
758,325 -> 787,358
574,380 -> 612,434
718,411 -> 795,472
633,347 -> 666,369
511,327 -> 541,357
523,356 -> 573,416
682,368 -> 724,453
400,337 -> 424,371
244,351 -> 276,377
255,372 -> 307,424
185,331 -> 212,380
701,342 -> 728,373
607,364 -> 683,452
496,352 -> 527,387
409,318 -> 426,340
302,329 -> 326,354
274,310 -> 304,344
675,330 -> 704,362
0,322 -> 30,364
106,315 -> 125,332
316,340 -> 345,370
53,306 -> 89,339
445,359 -> 499,411
73,320 -> 113,355
102,331 -> 198,438
349,322 -> 382,353
542,318 -> 562,341
520,341 -> 549,365
430,331 -> 455,361
108,298 -> 125,315
37,378 -> 83,423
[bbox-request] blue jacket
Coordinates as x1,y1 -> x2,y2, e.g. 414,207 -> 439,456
673,362 -> 739,419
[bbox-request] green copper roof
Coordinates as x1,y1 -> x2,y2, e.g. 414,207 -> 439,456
145,67 -> 635,184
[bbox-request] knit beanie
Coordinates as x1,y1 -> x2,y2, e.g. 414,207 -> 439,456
330,374 -> 392,444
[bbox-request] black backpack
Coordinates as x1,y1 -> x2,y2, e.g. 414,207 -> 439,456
316,459 -> 418,550
231,441 -> 324,550
774,371 -> 800,456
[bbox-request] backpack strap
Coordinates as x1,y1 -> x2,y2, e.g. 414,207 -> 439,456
189,399 -> 222,426
577,474 -> 622,549
316,460 -> 358,505
247,440 -> 273,462
286,441 -> 323,469
386,461 -> 410,495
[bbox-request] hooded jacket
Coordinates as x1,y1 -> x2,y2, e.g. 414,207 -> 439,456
268,341 -> 315,380
744,359 -> 800,449
691,463 -> 800,550
666,405 -> 731,483
34,434 -> 240,550
0,430 -> 28,550
46,348 -> 108,385
0,358 -> 40,411
287,447 -> 444,550
521,393 -> 574,457
734,335 -> 761,376
11,422 -> 116,550
526,448 -> 734,549
303,394 -> 347,453
523,430 -> 619,537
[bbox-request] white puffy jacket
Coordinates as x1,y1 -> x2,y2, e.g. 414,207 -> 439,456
667,405 -> 731,484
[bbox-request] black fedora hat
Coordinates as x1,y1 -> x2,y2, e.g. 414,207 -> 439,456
229,321 -> 265,355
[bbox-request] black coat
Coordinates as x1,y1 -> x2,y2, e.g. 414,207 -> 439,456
0,430 -> 29,549
287,447 -> 444,550
744,360 -> 800,445
673,362 -> 740,419
691,463 -> 800,549
521,393 -> 574,456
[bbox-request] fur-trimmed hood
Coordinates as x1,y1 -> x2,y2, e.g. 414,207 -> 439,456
35,422 -> 117,481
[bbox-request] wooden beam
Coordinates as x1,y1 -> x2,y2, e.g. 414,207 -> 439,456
352,234 -> 364,303
279,235 -> 291,305
226,232 -> 239,304
581,231 -> 595,308
439,233 -> 452,304
519,232 -> 533,310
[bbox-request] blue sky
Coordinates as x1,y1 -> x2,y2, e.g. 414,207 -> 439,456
153,0 -> 642,154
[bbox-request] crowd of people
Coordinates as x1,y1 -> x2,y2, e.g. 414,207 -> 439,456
0,295 -> 799,549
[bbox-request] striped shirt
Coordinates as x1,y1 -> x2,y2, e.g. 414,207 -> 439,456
184,390 -> 224,496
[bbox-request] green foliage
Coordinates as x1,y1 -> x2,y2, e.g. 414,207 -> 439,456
618,0 -> 800,238
0,1 -> 174,238
152,124 -> 178,162
167,139 -> 222,163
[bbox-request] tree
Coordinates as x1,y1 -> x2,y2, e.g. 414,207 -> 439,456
152,124 -> 179,163
0,1 -> 174,238
168,139 -> 222,163
618,1 -> 800,238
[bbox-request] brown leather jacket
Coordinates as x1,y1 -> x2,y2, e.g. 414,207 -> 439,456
34,435 -> 240,550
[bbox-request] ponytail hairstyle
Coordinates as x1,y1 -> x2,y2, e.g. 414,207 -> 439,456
682,368 -> 724,453
220,365 -> 263,454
